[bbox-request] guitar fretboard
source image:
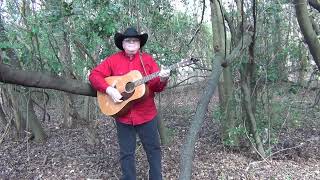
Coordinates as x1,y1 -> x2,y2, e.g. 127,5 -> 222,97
133,59 -> 196,87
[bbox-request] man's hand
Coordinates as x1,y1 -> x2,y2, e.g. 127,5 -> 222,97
159,69 -> 170,82
106,86 -> 123,103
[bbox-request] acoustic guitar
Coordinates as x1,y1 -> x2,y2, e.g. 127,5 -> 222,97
97,58 -> 199,117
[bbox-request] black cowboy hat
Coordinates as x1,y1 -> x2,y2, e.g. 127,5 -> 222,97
114,27 -> 148,50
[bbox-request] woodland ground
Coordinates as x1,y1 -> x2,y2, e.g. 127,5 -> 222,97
0,82 -> 320,180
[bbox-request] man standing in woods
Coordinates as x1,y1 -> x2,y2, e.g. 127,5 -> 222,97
89,27 -> 170,180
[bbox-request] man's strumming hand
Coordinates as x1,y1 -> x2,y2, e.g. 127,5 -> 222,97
106,86 -> 123,103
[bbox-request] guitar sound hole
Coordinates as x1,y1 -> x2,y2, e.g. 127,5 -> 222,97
125,82 -> 135,93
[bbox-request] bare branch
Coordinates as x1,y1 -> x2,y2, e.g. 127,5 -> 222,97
169,75 -> 208,89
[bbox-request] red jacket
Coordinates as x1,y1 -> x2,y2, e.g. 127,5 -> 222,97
89,51 -> 167,125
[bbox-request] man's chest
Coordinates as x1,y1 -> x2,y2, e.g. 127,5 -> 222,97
111,57 -> 151,76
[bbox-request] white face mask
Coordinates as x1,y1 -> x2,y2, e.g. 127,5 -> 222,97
122,38 -> 140,56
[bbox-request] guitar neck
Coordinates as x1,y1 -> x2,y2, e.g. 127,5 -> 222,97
133,72 -> 157,86
134,58 -> 198,87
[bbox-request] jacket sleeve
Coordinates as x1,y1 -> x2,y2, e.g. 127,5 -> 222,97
89,58 -> 112,93
145,55 -> 168,93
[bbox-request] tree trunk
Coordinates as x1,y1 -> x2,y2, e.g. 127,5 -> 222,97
157,93 -> 169,145
25,95 -> 47,142
83,96 -> 90,120
60,20 -> 82,128
62,93 -> 74,128
157,115 -> 168,145
0,88 -> 8,127
82,97 -> 100,146
6,85 -> 24,136
298,43 -> 307,86
220,67 -> 237,145
295,0 -> 320,70
179,53 -> 224,180
210,0 -> 225,50
6,85 -> 47,142
240,63 -> 266,158
210,0 -> 237,145
179,31 -> 253,180
0,87 -> 19,139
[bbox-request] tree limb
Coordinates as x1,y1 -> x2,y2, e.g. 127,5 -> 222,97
178,31 -> 253,180
169,75 -> 208,89
179,52 -> 224,180
0,63 -> 96,96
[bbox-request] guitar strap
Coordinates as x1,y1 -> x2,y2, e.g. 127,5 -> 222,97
139,51 -> 148,76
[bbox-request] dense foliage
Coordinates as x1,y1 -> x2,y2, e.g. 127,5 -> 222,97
1,0 -> 213,80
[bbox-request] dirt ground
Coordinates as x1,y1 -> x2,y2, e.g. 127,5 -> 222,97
0,84 -> 320,179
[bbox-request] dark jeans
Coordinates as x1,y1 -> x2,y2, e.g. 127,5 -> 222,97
116,116 -> 162,180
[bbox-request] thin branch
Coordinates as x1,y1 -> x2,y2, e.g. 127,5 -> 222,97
265,143 -> 305,160
186,0 -> 206,47
192,66 -> 212,72
73,39 -> 98,66
309,89 -> 320,108
0,117 -> 12,144
169,75 -> 208,89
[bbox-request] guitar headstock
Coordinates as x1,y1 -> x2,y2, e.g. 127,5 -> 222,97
167,57 -> 200,71
190,57 -> 199,64
177,57 -> 199,68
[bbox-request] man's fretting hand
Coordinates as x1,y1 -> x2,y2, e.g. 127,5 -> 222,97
159,69 -> 170,82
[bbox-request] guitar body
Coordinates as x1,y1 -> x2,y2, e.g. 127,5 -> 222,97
97,70 -> 147,117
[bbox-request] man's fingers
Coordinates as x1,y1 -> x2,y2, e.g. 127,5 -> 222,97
112,96 -> 123,103
106,84 -> 123,103
159,69 -> 170,78
113,91 -> 123,103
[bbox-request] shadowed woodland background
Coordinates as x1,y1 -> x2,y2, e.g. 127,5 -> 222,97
0,0 -> 320,179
